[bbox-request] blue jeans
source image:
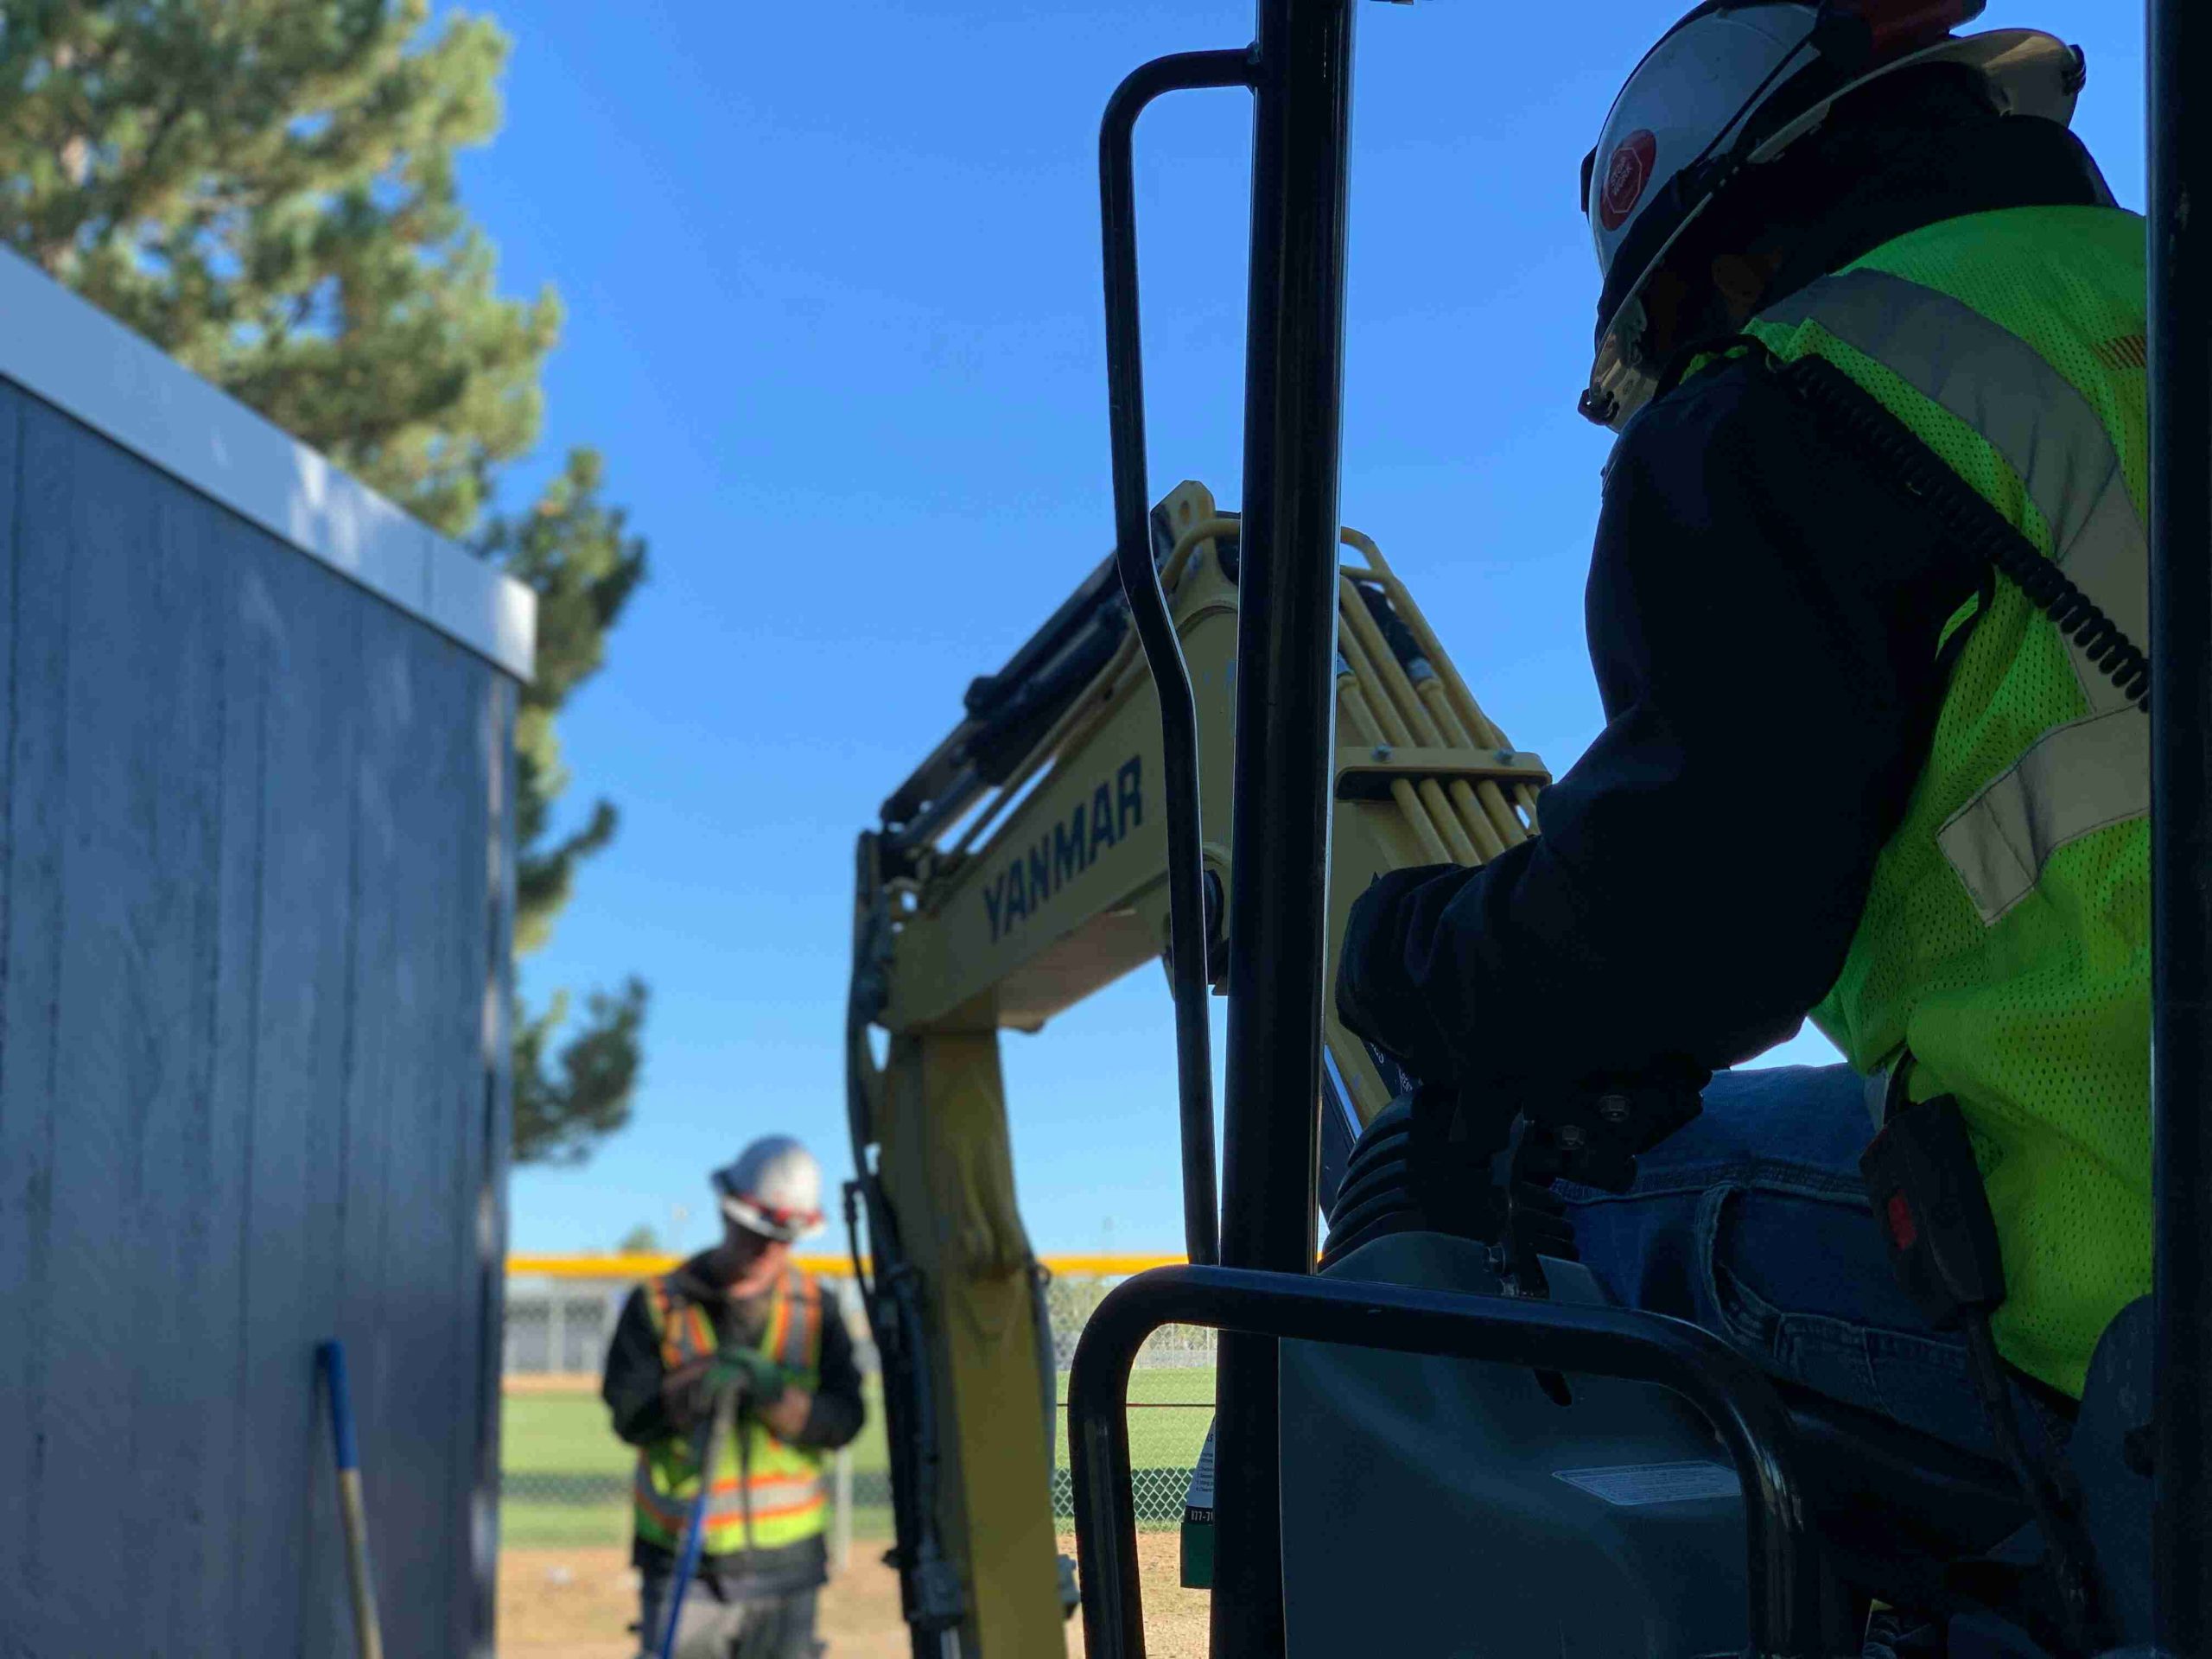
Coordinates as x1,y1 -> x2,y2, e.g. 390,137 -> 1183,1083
1554,1064 -> 2060,1462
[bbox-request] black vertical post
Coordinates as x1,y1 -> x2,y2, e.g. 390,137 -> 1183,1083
1211,1 -> 1357,1654
2147,0 -> 2212,1650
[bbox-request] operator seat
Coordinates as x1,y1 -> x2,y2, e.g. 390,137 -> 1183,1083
1776,1382 -> 2026,1604
1317,1100 -> 2042,1614
1312,1101 -> 2155,1653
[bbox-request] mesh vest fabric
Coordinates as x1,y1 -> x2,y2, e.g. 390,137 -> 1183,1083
1738,205 -> 2150,1397
632,1268 -> 830,1554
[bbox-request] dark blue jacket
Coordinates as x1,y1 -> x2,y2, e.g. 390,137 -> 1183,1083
1335,108 -> 2109,1111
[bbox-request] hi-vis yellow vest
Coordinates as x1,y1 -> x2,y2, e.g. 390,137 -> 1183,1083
633,1268 -> 829,1554
1741,205 -> 2151,1397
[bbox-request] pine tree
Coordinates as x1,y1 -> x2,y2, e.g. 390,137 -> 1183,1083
483,451 -> 650,1165
0,1 -> 649,1164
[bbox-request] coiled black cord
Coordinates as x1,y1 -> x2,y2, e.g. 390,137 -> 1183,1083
1764,344 -> 2150,712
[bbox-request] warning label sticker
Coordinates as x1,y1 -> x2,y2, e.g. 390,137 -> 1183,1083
1183,1419 -> 1217,1521
1552,1460 -> 1742,1508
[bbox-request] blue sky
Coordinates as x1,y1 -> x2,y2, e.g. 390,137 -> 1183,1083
467,2 -> 2149,1258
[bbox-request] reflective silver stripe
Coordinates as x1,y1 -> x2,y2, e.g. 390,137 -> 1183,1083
1758,265 -> 2152,921
1758,268 -> 2147,716
1935,708 -> 2150,924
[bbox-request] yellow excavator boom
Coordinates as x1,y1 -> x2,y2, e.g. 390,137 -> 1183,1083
846,480 -> 1545,1656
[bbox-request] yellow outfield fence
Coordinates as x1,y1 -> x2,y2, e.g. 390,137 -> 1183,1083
505,1250 -> 1186,1281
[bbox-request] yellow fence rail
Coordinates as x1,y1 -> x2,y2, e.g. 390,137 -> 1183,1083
505,1251 -> 1189,1281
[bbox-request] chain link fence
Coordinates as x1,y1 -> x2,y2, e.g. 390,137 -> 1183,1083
499,1259 -> 1208,1557
1037,1266 -> 1213,1528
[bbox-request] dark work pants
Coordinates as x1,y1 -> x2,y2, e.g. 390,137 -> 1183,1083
635,1570 -> 821,1659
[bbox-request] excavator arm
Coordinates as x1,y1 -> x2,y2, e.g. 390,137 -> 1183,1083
846,479 -> 1546,1657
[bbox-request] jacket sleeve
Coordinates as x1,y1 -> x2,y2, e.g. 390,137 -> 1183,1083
601,1286 -> 677,1449
791,1299 -> 868,1452
1335,357 -> 1984,1101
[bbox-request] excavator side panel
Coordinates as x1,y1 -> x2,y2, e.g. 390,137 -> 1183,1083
876,1009 -> 1067,1656
880,681 -> 1172,1035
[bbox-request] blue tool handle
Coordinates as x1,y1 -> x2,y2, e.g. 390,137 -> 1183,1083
657,1395 -> 728,1659
318,1338 -> 385,1659
318,1339 -> 361,1472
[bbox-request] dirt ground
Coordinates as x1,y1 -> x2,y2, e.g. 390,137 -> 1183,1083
498,1535 -> 1207,1659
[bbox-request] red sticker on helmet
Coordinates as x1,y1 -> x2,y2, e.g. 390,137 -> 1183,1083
1597,130 -> 1657,233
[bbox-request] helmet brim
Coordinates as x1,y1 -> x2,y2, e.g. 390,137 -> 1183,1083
719,1192 -> 824,1244
1585,29 -> 2082,431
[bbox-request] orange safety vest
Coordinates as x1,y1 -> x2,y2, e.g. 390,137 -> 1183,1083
632,1267 -> 829,1554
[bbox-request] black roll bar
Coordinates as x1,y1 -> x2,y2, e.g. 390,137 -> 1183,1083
1067,1266 -> 1824,1659
1100,46 -> 1257,1274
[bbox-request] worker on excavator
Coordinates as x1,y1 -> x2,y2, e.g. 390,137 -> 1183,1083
1338,0 -> 2145,1474
601,1136 -> 866,1659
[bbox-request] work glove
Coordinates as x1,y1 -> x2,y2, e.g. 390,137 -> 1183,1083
659,1357 -> 716,1433
660,1346 -> 791,1434
1334,862 -> 1483,1084
702,1344 -> 792,1408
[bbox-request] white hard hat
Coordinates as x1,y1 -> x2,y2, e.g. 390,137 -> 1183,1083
711,1135 -> 825,1243
1581,1 -> 2086,429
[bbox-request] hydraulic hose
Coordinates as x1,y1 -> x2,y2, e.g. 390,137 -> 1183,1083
844,880 -> 963,1640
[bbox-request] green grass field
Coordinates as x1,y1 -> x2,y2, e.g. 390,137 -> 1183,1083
499,1370 -> 1214,1548
1056,1368 -> 1214,1469
499,1390 -> 641,1548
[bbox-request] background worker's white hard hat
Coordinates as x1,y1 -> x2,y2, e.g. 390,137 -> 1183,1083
1581,0 -> 2086,429
712,1135 -> 826,1243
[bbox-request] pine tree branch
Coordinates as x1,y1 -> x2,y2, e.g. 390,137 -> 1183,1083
512,978 -> 649,1166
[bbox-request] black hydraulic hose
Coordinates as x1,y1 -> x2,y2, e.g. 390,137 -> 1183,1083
1098,47 -> 1255,1269
854,1181 -> 959,1642
1067,1266 -> 1823,1659
844,891 -> 960,1647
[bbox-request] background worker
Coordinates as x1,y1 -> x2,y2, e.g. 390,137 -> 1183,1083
1338,0 -> 2145,1466
602,1136 -> 866,1659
